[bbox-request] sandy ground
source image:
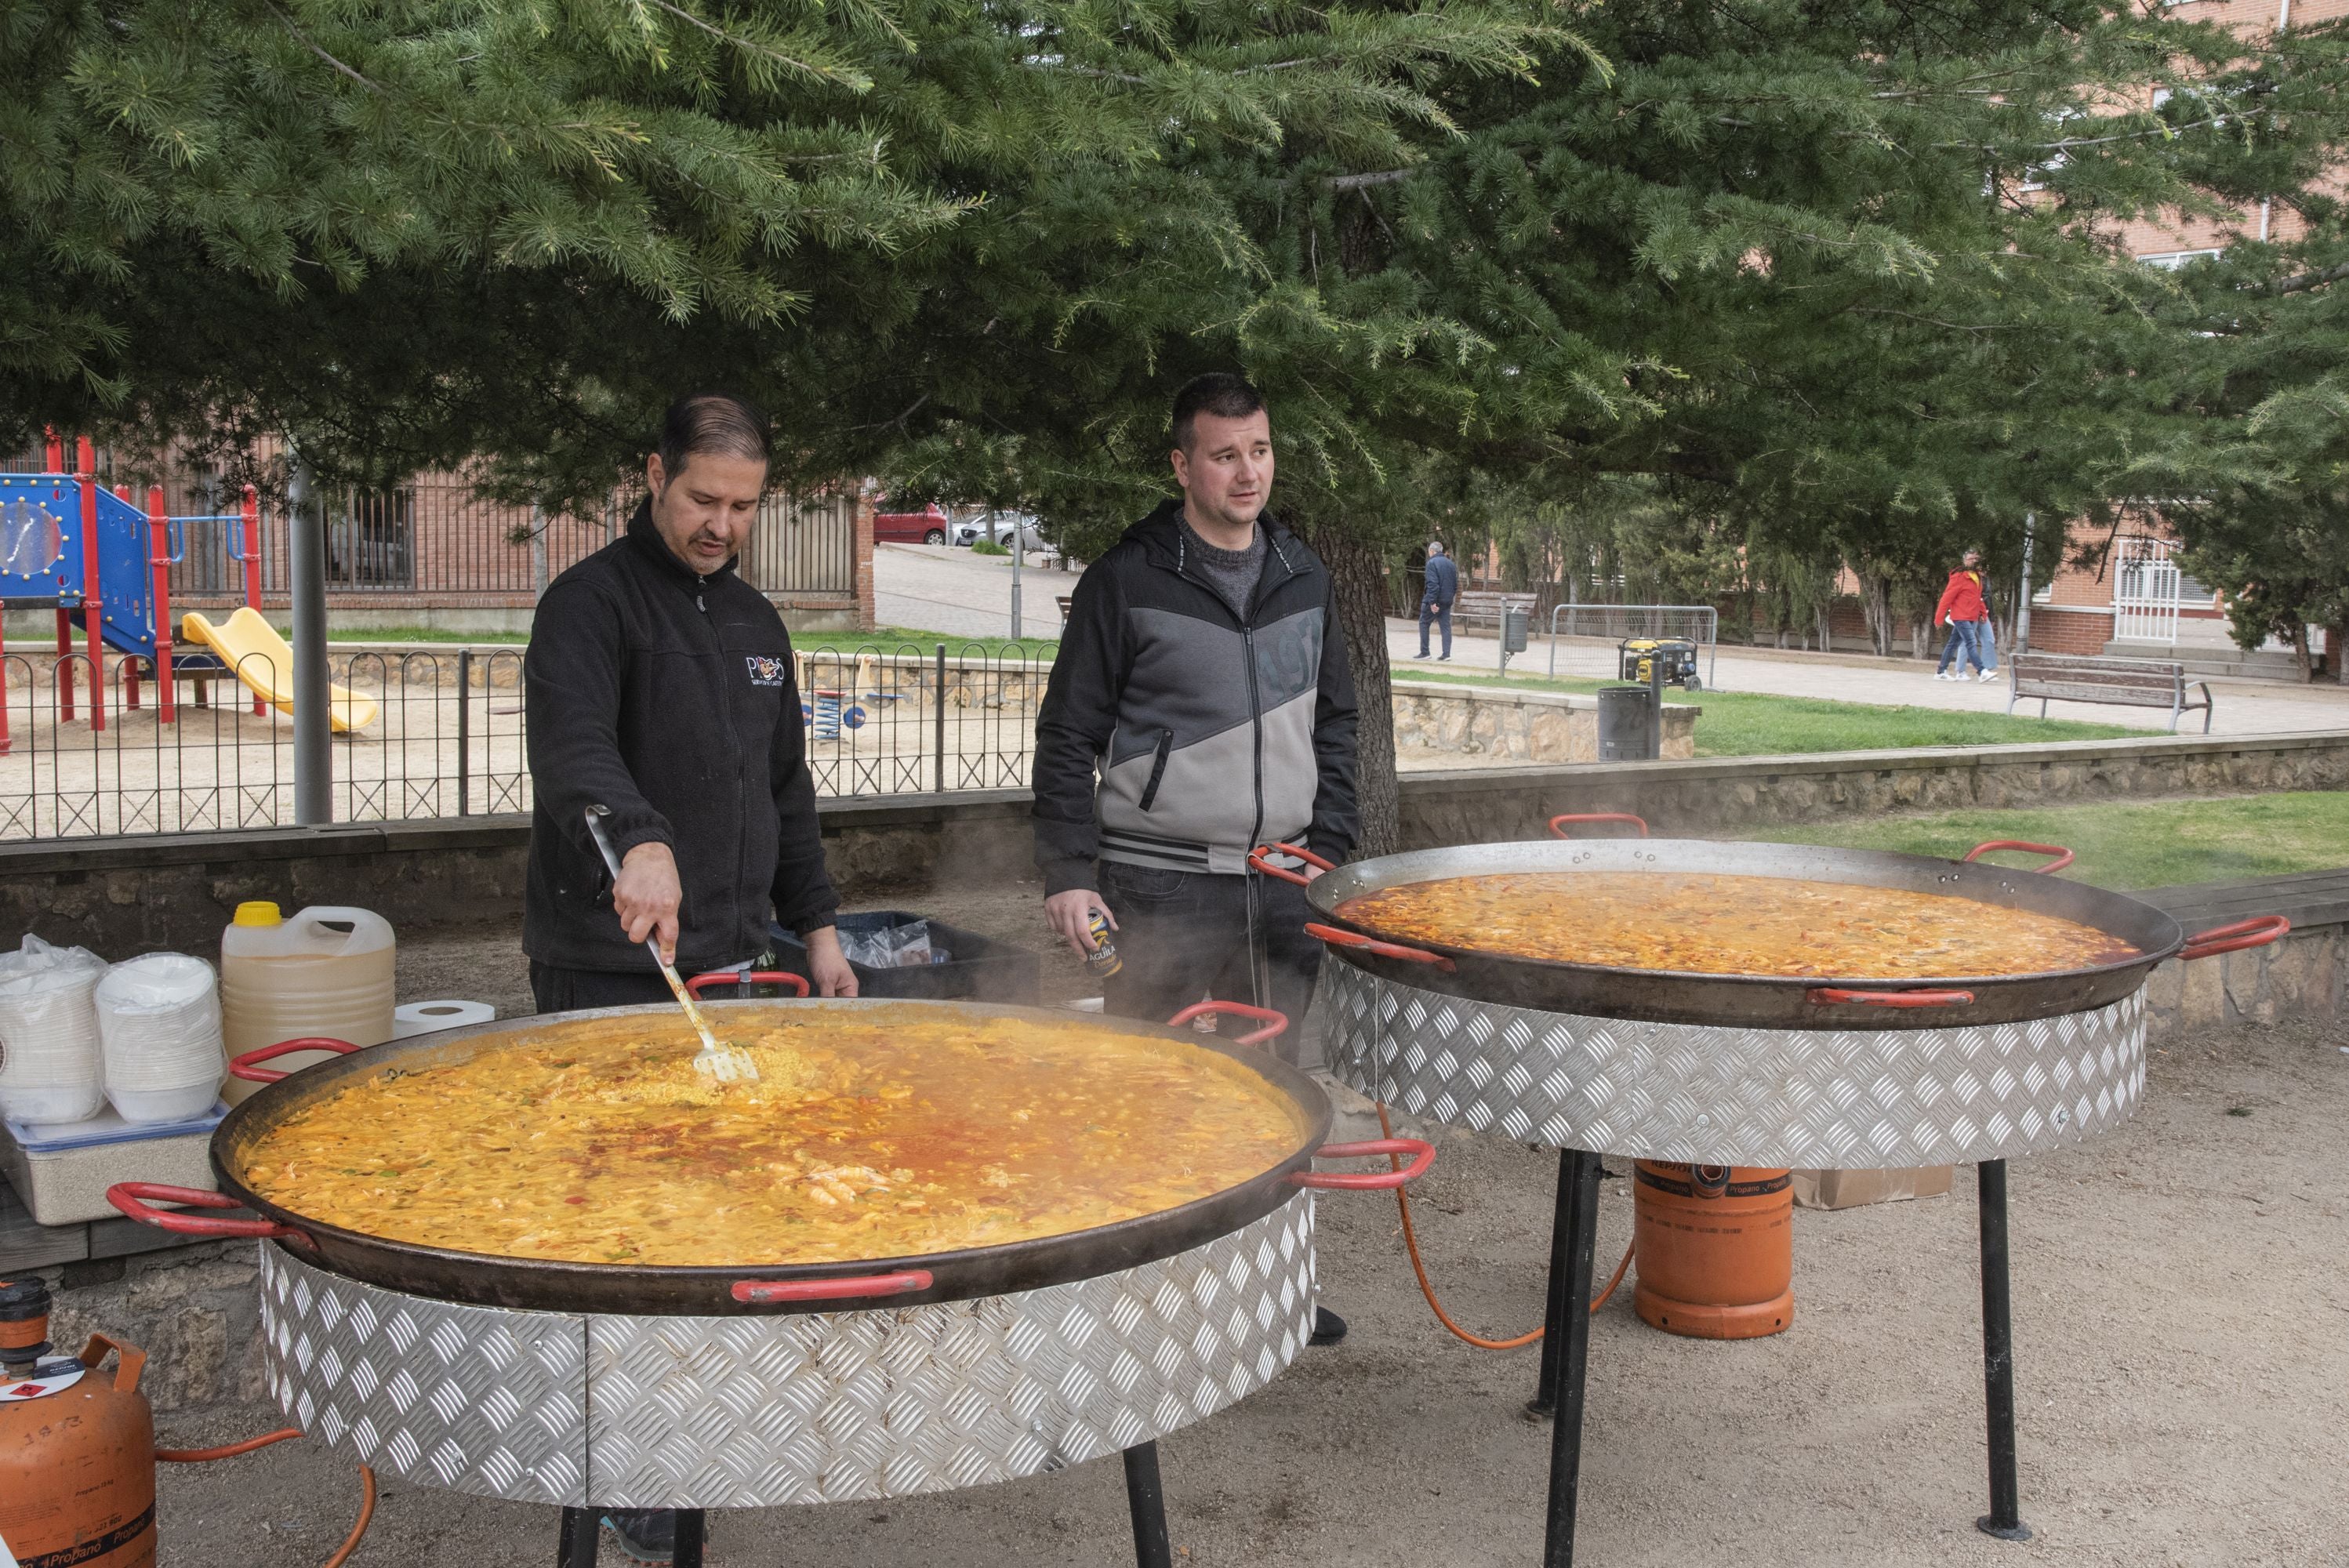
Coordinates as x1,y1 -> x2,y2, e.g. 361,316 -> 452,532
144,907 -> 2349,1568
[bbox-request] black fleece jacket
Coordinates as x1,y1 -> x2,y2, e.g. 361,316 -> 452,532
522,502 -> 838,974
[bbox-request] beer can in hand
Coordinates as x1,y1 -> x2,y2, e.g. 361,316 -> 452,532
1084,910 -> 1122,978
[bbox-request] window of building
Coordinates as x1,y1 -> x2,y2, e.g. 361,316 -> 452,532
2140,249 -> 2224,269
329,488 -> 416,588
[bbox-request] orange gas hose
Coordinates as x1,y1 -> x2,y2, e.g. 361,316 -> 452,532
155,1426 -> 304,1461
157,1428 -> 376,1566
1380,1103 -> 1633,1349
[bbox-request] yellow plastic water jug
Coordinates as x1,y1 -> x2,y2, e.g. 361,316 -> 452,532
217,902 -> 396,1105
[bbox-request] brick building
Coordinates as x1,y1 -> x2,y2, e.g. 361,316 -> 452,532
2026,0 -> 2345,671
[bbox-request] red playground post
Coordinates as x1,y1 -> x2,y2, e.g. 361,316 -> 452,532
148,485 -> 176,724
75,437 -> 104,732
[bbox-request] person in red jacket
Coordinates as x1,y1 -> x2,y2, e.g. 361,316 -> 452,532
1933,549 -> 1999,681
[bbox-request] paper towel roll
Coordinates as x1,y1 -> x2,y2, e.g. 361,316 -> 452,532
393,1000 -> 496,1039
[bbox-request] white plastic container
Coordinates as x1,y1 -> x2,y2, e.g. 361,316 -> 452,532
95,953 -> 227,1123
0,935 -> 109,1123
218,903 -> 397,1105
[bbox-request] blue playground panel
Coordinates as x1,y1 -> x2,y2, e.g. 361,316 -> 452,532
0,474 -> 221,671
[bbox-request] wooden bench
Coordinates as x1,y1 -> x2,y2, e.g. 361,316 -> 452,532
1449,589 -> 1539,627
2006,652 -> 2213,733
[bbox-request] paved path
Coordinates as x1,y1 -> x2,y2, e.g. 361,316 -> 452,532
877,545 -> 2349,736
1396,619 -> 2349,737
873,542 -> 1075,641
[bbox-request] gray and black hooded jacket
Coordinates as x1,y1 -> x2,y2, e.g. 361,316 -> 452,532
1033,500 -> 1359,894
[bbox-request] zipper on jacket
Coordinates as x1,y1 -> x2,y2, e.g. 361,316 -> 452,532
1166,528 -> 1296,861
1138,729 -> 1174,812
696,569 -> 750,953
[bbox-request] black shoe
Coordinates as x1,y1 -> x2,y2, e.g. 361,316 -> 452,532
602,1510 -> 676,1564
1309,1306 -> 1348,1346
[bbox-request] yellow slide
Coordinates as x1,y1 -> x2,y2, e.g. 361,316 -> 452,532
180,608 -> 379,732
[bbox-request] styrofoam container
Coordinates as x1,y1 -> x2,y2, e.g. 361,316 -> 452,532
96,953 -> 227,1123
1,1102 -> 227,1226
0,935 -> 108,1123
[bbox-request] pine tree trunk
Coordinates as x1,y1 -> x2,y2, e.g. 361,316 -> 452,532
2292,624 -> 2311,682
1316,530 -> 1401,858
2332,621 -> 2348,684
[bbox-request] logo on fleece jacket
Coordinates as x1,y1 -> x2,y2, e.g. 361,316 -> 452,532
743,654 -> 790,688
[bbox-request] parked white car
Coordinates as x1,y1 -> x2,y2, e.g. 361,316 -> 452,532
951,513 -> 1046,552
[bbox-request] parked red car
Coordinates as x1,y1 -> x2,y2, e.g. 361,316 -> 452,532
873,503 -> 950,546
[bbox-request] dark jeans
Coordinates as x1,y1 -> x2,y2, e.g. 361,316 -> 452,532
1097,862 -> 1324,1066
1418,597 -> 1453,657
1935,618 -> 1992,675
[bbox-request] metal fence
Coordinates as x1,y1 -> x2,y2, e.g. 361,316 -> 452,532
0,643 -> 1045,841
1546,604 -> 1720,687
5,447 -> 859,606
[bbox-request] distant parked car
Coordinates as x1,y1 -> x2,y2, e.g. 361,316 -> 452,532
951,513 -> 1046,552
873,503 -> 950,546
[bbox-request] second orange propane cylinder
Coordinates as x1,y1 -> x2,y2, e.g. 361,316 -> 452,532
1631,1161 -> 1794,1339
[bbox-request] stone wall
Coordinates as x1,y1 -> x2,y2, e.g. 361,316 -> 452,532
1390,681 -> 1697,763
5,730 -> 2347,958
2142,924 -> 2344,1039
35,1246 -> 265,1412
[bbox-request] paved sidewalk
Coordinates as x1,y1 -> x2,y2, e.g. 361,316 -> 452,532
874,542 -> 1074,640
1391,620 -> 2349,738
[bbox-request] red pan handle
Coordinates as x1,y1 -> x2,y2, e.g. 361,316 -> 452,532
107,1183 -> 313,1247
2180,915 -> 2290,962
227,1036 -> 362,1083
1247,842 -> 1336,887
1303,922 -> 1458,973
1963,840 -> 2075,873
1166,1001 -> 1290,1047
1291,1138 -> 1436,1191
1548,813 -> 1650,839
731,1270 -> 934,1305
685,970 -> 813,998
1806,988 -> 1976,1009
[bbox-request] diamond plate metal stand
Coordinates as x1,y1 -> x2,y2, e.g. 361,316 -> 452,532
1976,1160 -> 2032,1542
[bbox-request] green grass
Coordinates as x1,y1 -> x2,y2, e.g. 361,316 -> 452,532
1746,793 -> 2349,890
791,626 -> 1062,659
318,623 -> 1062,657
1391,668 -> 2144,756
323,626 -> 528,644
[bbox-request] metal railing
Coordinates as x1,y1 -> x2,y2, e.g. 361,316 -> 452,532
0,643 -> 1048,841
1546,604 -> 1719,688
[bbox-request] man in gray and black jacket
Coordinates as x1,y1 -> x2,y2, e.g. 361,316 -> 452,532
1035,372 -> 1359,1097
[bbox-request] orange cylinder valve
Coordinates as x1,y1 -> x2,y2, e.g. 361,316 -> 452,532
0,1277 -> 158,1566
1630,1161 -> 1795,1340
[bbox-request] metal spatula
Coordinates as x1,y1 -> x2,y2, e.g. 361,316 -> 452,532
585,806 -> 758,1083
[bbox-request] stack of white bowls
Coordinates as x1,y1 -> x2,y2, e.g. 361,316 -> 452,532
0,936 -> 109,1124
94,953 -> 227,1123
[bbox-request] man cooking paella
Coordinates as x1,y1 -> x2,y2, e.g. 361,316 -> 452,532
523,391 -> 858,1012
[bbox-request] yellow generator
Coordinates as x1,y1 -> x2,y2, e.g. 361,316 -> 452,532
1618,637 -> 1701,690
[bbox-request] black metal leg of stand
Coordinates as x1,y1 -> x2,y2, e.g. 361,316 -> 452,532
557,1507 -> 599,1567
1527,1146 -> 1579,1418
1976,1160 -> 2032,1542
1124,1442 -> 1174,1568
672,1511 -> 707,1567
1541,1149 -> 1606,1568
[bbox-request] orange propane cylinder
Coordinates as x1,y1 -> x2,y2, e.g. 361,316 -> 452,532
0,1279 -> 157,1568
1631,1161 -> 1795,1339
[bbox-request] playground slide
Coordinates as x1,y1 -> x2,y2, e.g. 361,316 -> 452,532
180,608 -> 379,732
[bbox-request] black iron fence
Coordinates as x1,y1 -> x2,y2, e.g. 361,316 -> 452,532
0,643 -> 1047,841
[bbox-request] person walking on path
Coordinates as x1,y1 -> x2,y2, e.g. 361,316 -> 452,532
1030,372 -> 1359,1345
1415,540 -> 1459,660
1933,548 -> 2000,682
